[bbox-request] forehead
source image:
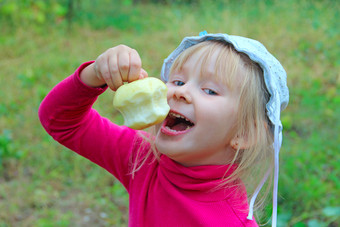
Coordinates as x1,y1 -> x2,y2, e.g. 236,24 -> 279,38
180,48 -> 217,78
170,41 -> 246,88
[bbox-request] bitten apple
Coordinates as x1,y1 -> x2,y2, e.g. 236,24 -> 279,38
113,77 -> 170,130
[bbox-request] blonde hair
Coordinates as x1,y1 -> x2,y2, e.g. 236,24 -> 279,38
132,41 -> 274,216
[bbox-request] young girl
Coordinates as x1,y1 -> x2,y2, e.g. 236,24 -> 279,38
39,32 -> 289,226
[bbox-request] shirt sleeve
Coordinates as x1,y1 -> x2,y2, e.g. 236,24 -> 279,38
38,61 -> 145,190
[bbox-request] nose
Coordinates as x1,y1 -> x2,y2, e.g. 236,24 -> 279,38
173,84 -> 192,103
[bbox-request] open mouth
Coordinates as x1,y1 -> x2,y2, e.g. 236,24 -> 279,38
163,111 -> 195,132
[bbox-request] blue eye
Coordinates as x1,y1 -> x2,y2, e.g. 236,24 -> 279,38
203,89 -> 218,95
174,81 -> 185,86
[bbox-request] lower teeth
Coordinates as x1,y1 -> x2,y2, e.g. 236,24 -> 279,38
166,126 -> 191,132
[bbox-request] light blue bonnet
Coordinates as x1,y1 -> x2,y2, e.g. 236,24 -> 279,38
160,31 -> 289,227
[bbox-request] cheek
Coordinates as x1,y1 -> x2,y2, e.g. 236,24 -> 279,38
220,108 -> 239,137
202,104 -> 238,134
155,121 -> 162,130
154,122 -> 163,143
166,87 -> 175,100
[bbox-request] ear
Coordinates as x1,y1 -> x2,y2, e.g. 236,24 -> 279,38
230,134 -> 251,151
230,119 -> 270,151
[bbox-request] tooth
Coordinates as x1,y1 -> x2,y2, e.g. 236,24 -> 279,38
166,126 -> 177,132
170,112 -> 192,123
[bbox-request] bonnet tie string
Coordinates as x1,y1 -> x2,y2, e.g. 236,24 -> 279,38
272,91 -> 282,227
247,167 -> 271,220
248,91 -> 282,227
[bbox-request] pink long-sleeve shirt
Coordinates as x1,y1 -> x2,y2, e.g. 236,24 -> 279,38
38,61 -> 258,227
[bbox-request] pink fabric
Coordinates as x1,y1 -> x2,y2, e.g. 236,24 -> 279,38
38,62 -> 258,227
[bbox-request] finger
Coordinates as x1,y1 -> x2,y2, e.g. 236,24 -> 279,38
112,74 -> 123,91
94,55 -> 104,80
108,56 -> 123,91
99,61 -> 116,91
91,60 -> 105,85
139,68 -> 148,79
128,49 -> 142,82
94,59 -> 99,77
117,51 -> 130,82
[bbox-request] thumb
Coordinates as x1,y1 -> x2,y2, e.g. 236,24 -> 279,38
138,68 -> 148,79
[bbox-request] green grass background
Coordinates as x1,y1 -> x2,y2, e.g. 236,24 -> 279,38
0,0 -> 339,226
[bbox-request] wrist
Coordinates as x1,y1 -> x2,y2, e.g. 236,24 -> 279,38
80,63 -> 106,88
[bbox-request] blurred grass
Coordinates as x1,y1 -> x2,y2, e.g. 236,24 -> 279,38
0,0 -> 339,226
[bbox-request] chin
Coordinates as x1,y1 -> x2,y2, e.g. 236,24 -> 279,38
154,136 -> 173,157
154,135 -> 166,154
154,129 -> 164,152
